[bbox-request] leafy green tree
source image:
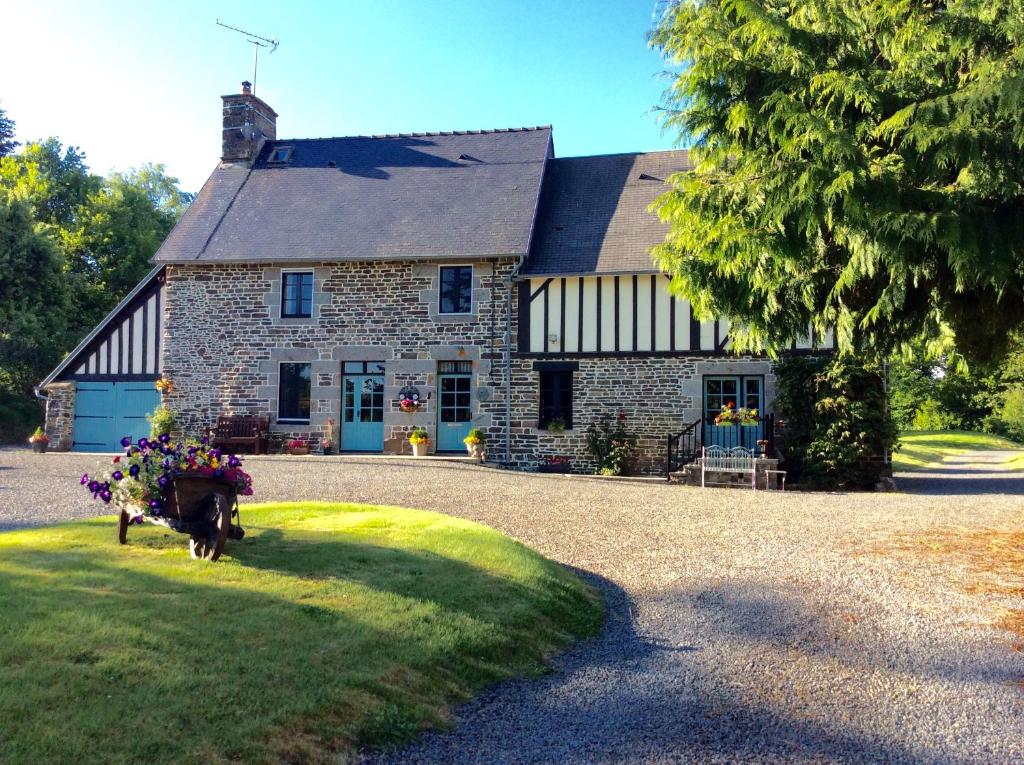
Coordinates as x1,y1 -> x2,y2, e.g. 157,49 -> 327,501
0,138 -> 100,229
0,191 -> 68,396
61,165 -> 191,330
774,356 -> 897,488
650,0 -> 1024,366
0,103 -> 18,157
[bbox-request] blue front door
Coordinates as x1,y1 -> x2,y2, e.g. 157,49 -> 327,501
341,374 -> 384,452
73,381 -> 160,452
703,376 -> 765,451
437,373 -> 472,452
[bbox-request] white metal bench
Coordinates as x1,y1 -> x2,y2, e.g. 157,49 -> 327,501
701,445 -> 757,490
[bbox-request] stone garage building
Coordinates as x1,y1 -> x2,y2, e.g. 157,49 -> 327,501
38,83 -> 831,472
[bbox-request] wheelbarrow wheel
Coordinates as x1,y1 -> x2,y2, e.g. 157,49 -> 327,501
117,509 -> 130,544
189,494 -> 230,561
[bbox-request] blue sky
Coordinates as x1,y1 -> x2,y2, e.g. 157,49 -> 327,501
2,1 -> 679,192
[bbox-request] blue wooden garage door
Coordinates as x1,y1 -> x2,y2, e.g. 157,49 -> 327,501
73,382 -> 160,452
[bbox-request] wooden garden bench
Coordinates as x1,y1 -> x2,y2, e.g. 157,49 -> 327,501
701,445 -> 758,490
208,415 -> 270,455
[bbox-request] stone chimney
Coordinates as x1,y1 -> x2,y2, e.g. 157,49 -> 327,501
221,81 -> 278,162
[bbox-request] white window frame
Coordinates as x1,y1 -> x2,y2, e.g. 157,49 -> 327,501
437,264 -> 474,316
280,268 -> 315,319
277,360 -> 312,424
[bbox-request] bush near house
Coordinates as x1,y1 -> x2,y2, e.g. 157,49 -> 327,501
0,390 -> 42,444
774,356 -> 898,489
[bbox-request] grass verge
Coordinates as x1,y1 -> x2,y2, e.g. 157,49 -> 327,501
893,430 -> 1023,471
0,502 -> 602,764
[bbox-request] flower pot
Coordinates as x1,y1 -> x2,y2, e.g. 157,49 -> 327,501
31,440 -> 47,454
465,442 -> 485,461
287,446 -> 310,456
411,442 -> 429,457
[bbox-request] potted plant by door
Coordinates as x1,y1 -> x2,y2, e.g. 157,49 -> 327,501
409,428 -> 430,457
463,428 -> 486,461
28,427 -> 49,454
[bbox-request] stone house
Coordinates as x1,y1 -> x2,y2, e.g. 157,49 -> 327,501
38,83 -> 831,473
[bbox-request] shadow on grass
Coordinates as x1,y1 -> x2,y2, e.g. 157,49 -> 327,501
0,519 -> 600,765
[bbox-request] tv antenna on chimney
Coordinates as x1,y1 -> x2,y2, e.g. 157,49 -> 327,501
215,19 -> 279,95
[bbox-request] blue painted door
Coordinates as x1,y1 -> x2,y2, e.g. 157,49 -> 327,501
437,373 -> 472,452
73,381 -> 160,452
341,375 -> 384,452
703,376 -> 765,451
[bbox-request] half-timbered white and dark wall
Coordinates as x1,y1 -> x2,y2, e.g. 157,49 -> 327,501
506,152 -> 834,473
37,268 -> 165,451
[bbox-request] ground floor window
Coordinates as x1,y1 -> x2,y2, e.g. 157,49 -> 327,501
278,362 -> 311,422
539,370 -> 573,429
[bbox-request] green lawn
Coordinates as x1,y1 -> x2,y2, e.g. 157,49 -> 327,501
893,430 -> 1023,471
0,503 -> 602,765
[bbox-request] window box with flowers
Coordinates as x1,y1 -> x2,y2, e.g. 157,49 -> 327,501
286,439 -> 310,456
713,402 -> 759,427
538,455 -> 573,474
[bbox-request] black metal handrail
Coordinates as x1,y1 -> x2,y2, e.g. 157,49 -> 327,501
665,418 -> 702,478
665,413 -> 777,479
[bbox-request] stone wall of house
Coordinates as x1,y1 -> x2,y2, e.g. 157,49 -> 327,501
43,382 -> 75,451
507,355 -> 776,475
160,259 -> 517,453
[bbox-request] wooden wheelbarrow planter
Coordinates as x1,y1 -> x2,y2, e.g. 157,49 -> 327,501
117,473 -> 244,561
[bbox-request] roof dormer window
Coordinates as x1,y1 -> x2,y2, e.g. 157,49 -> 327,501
268,147 -> 293,163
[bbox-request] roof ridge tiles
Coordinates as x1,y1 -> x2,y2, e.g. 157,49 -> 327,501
272,126 -> 552,143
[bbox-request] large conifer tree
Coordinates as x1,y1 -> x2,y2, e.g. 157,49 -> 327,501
650,0 -> 1024,365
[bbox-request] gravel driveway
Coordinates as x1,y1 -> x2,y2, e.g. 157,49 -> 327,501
2,447 -> 1022,764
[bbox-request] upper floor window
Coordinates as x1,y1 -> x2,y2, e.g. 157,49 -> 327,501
281,271 -> 313,318
268,147 -> 293,163
439,265 -> 473,315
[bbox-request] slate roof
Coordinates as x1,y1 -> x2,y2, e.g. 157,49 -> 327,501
521,150 -> 692,276
153,127 -> 552,263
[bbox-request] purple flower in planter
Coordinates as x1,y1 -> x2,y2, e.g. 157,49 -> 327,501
120,436 -> 132,448
132,515 -> 144,525
87,480 -> 100,493
200,435 -> 209,445
187,446 -> 198,456
128,464 -> 140,478
80,474 -> 89,485
162,457 -> 172,468
137,438 -> 149,449
99,490 -> 112,503
213,468 -> 225,479
111,471 -> 123,481
101,482 -> 110,492
158,433 -> 170,444
149,499 -> 162,511
209,449 -> 222,460
157,474 -> 170,489
227,455 -> 241,468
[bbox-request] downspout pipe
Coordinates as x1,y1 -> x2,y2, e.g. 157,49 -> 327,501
504,274 -> 514,463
